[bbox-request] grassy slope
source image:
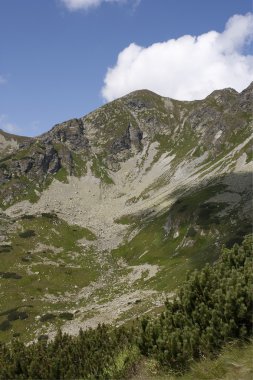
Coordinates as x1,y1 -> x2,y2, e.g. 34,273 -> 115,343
112,177 -> 251,293
0,214 -> 99,342
131,340 -> 253,380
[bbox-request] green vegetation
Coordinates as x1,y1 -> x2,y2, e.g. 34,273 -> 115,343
0,272 -> 22,279
112,181 -> 245,292
0,325 -> 138,380
54,167 -> 68,183
0,86 -> 252,378
91,154 -> 114,184
19,230 -> 36,238
0,236 -> 251,379
139,234 -> 253,372
0,214 -> 98,343
85,100 -> 138,151
114,214 -> 140,225
134,338 -> 253,380
178,340 -> 253,380
0,176 -> 40,209
245,144 -> 253,164
71,152 -> 87,177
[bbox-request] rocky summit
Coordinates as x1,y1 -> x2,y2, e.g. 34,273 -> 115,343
0,83 -> 252,343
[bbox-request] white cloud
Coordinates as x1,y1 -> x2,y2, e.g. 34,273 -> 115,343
102,13 -> 253,102
61,0 -> 102,10
61,0 -> 137,11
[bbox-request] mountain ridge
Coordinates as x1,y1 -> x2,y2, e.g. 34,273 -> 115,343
0,82 -> 252,208
0,82 -> 252,343
1,81 -> 252,140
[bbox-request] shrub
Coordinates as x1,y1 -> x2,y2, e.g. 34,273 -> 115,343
40,313 -> 56,322
19,230 -> 36,238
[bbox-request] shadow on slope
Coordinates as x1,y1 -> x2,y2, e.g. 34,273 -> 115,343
112,171 -> 252,291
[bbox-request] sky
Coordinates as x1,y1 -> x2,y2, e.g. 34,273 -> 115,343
0,0 -> 252,136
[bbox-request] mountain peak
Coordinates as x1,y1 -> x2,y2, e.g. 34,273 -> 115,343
124,89 -> 161,98
240,81 -> 253,94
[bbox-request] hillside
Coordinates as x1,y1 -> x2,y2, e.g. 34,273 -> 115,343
131,340 -> 253,380
0,83 -> 252,343
0,236 -> 252,379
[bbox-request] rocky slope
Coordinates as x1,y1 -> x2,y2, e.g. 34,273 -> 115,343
0,83 -> 252,342
1,83 -> 252,206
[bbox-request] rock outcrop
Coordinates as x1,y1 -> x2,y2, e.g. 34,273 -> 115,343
0,83 -> 252,207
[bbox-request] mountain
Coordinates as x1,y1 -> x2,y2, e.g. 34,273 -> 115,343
0,83 -> 252,343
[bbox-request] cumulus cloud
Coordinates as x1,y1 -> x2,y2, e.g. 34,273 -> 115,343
102,13 -> 253,101
61,0 -> 137,11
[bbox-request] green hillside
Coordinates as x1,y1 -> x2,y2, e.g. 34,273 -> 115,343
0,236 -> 252,379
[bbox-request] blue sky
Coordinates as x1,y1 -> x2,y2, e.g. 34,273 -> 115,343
0,0 -> 252,136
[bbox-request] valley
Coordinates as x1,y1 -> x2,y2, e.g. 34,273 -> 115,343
0,83 -> 252,344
